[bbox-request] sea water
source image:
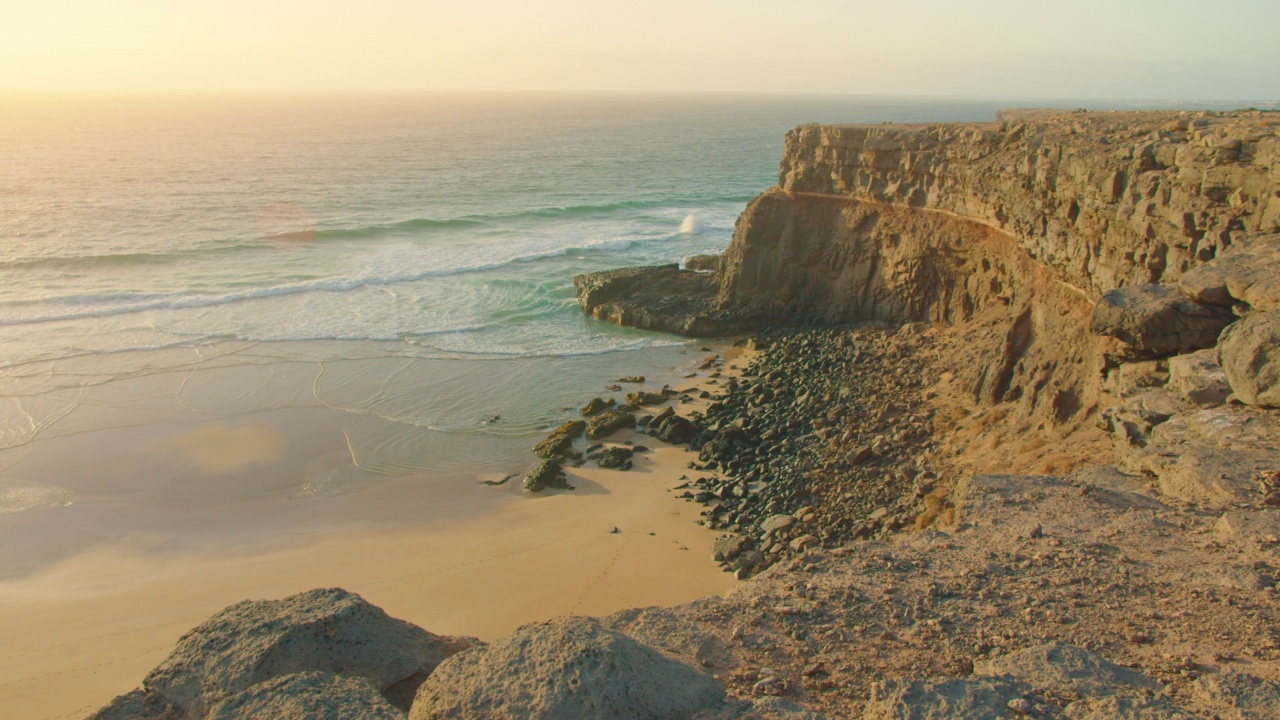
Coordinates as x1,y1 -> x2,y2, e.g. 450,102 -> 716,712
0,94 -> 1194,572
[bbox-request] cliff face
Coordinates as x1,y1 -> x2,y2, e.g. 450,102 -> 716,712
758,110 -> 1279,298
709,110 -> 1280,426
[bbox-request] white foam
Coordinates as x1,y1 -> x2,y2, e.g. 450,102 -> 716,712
0,480 -> 74,513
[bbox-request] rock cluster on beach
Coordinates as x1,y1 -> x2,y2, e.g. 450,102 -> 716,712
670,327 -> 938,578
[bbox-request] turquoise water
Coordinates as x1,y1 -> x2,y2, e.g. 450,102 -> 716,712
0,95 -> 1024,364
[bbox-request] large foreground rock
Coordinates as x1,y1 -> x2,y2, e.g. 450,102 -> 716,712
1218,309 -> 1280,407
585,409 -> 637,440
138,588 -> 476,718
409,617 -> 725,720
205,672 -> 405,720
1089,284 -> 1233,358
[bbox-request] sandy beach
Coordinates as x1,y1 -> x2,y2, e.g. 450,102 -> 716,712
0,345 -> 746,720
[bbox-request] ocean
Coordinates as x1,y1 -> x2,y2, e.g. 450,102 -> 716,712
0,93 -> 1190,570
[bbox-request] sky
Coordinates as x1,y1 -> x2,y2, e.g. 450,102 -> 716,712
2,0 -> 1277,100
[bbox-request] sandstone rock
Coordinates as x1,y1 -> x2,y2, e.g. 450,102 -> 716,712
761,514 -> 796,535
1192,671 -> 1280,719
1167,349 -> 1230,406
1101,389 -> 1181,447
1215,509 -> 1280,548
1146,444 -> 1270,508
204,672 -> 405,720
409,617 -> 724,720
975,642 -> 1158,697
88,690 -> 184,720
524,459 -> 567,492
1089,284 -> 1233,358
1063,695 -> 1199,719
580,397 -> 615,416
862,676 -> 1030,720
1179,239 -> 1280,311
1218,309 -> 1280,407
1105,360 -> 1170,397
713,535 -> 749,562
585,410 -> 637,440
137,588 -> 476,718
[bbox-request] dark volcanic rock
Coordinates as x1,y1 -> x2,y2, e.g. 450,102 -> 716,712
596,447 -> 635,470
1089,284 -> 1233,358
654,414 -> 696,444
625,390 -> 669,407
524,459 -> 568,492
579,397 -> 615,416
408,617 -> 724,720
133,588 -> 476,718
585,410 -> 637,440
533,421 -> 587,459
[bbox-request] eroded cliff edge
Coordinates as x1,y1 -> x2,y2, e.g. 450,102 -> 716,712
579,109 -> 1280,453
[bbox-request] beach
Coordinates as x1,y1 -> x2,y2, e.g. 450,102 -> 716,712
0,340 -> 749,719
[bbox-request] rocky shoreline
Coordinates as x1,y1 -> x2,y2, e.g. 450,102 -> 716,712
90,109 -> 1280,719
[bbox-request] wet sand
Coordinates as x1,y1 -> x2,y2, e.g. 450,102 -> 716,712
0,346 -> 747,720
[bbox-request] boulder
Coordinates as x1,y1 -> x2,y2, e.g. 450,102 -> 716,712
409,617 -> 725,720
137,588 -> 476,718
1089,284 -> 1233,358
597,447 -> 635,470
533,421 -> 586,459
862,677 -> 1030,719
1218,309 -> 1280,407
585,410 -> 637,440
523,459 -> 567,492
625,391 -> 669,407
580,397 -> 615,416
1179,241 -> 1280,311
205,672 -> 405,720
654,415 -> 696,444
1167,349 -> 1230,406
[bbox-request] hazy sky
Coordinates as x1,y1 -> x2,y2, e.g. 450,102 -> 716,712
3,0 -> 1277,99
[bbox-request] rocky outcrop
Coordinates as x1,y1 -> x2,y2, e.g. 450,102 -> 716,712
523,458 -> 567,491
1219,309 -> 1280,406
574,264 -> 736,336
94,588 -> 477,719
1088,284 -> 1233,358
408,617 -> 725,720
578,110 -> 1280,431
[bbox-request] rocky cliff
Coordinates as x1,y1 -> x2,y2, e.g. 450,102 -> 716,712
580,110 -> 1280,433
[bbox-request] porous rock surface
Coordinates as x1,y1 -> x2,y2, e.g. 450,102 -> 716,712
1219,309 -> 1280,407
100,588 -> 477,719
204,671 -> 405,720
408,616 -> 725,720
